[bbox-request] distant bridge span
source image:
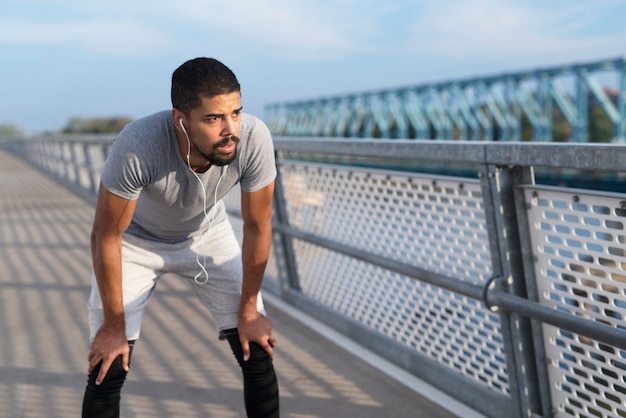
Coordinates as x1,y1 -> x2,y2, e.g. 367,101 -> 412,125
265,57 -> 626,143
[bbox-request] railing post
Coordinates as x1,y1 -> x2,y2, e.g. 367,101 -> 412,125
83,142 -> 97,195
272,151 -> 302,293
52,141 -> 63,177
480,162 -> 545,418
510,165 -> 555,418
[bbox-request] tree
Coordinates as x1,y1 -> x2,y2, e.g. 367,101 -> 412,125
62,117 -> 133,134
0,124 -> 25,139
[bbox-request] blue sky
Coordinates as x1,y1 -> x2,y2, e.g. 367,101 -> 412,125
1,0 -> 626,134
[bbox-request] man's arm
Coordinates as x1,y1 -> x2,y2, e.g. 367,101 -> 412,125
238,181 -> 276,360
88,183 -> 137,384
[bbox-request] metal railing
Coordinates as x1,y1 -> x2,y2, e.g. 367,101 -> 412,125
4,136 -> 626,418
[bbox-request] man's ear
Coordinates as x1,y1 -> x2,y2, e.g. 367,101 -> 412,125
172,109 -> 186,133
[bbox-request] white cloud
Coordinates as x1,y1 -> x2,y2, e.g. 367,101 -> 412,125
162,0 -> 626,66
170,0 -> 381,60
404,0 -> 626,63
0,0 -> 373,60
1,0 -> 624,63
0,18 -> 173,56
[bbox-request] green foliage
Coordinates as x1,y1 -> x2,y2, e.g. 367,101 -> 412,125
588,100 -> 614,143
552,107 -> 572,142
0,124 -> 25,139
62,117 -> 133,134
518,90 -> 617,142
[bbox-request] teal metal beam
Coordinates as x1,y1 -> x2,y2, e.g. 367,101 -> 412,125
265,57 -> 626,142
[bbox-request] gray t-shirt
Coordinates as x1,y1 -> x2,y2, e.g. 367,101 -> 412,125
100,110 -> 276,242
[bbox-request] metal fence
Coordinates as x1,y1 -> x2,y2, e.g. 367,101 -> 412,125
4,136 -> 626,418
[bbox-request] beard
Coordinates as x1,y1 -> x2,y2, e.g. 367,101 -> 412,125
193,134 -> 240,166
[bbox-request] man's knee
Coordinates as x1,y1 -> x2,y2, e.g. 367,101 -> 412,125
83,342 -> 135,402
85,354 -> 130,396
222,329 -> 275,374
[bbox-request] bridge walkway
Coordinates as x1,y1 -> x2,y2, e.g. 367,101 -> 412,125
0,147 -> 477,418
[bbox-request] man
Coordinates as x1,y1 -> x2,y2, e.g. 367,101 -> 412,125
82,57 -> 279,418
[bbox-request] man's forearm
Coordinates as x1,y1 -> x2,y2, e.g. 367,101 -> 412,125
92,234 -> 126,328
239,222 -> 272,315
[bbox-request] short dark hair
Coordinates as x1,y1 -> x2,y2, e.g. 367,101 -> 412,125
171,57 -> 241,115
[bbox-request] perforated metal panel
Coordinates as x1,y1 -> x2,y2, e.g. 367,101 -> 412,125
222,185 -> 282,288
281,163 -> 492,283
525,186 -> 626,418
280,161 -> 510,394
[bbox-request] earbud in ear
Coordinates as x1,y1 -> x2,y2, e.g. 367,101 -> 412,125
179,118 -> 187,134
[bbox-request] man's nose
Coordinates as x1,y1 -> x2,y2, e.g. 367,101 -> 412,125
222,116 -> 237,135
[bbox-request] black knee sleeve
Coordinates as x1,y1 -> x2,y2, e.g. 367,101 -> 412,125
81,341 -> 135,418
222,329 -> 280,418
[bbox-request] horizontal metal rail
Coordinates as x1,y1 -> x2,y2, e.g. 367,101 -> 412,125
272,218 -> 626,352
486,289 -> 626,351
274,137 -> 626,170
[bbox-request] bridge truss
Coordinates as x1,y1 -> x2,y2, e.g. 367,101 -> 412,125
265,57 -> 626,143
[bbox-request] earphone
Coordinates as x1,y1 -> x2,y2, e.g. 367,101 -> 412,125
179,118 -> 191,165
179,117 -> 228,285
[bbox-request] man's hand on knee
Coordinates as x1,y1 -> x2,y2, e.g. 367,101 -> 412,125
88,325 -> 130,385
237,311 -> 276,361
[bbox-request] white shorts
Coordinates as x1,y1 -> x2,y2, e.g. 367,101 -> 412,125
87,220 -> 265,341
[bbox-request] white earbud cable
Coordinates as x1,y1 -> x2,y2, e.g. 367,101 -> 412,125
182,120 -> 228,284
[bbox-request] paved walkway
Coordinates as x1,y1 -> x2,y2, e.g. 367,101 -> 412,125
0,147 -> 476,418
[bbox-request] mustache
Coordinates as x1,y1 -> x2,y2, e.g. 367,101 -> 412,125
214,135 -> 240,149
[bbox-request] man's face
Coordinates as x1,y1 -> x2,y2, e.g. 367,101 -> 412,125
184,91 -> 242,167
